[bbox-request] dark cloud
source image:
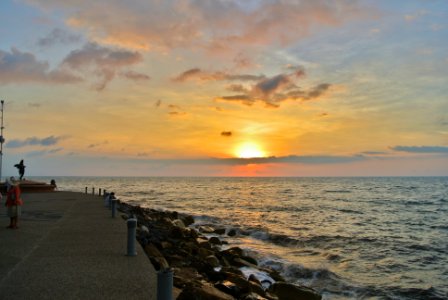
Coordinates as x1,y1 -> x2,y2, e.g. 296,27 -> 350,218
221,131 -> 232,137
173,68 -> 265,82
155,99 -> 162,107
135,154 -> 366,166
37,28 -> 81,47
6,136 -> 64,148
0,48 -> 81,85
120,70 -> 150,81
391,146 -> 448,153
62,43 -> 144,90
216,66 -> 331,107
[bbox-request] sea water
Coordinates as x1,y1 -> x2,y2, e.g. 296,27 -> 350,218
35,176 -> 448,299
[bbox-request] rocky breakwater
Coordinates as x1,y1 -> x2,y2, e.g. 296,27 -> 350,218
119,203 -> 322,300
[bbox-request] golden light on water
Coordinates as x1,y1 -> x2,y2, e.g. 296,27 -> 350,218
235,142 -> 266,158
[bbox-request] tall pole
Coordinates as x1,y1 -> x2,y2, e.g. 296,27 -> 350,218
0,100 -> 4,182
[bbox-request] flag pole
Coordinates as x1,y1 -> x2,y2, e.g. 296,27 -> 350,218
0,100 -> 5,182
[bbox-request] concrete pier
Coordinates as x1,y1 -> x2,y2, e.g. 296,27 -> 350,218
0,191 -> 156,300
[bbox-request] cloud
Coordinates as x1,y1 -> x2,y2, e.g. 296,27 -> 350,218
62,43 -> 144,90
214,66 -> 331,107
6,136 -> 64,148
221,131 -> 232,137
27,0 -> 369,55
37,28 -> 81,47
0,48 -> 81,84
173,68 -> 264,82
120,70 -> 150,81
391,145 -> 448,153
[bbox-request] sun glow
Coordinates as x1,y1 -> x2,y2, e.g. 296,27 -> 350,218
235,142 -> 266,158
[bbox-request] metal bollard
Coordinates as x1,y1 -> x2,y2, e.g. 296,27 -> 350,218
157,268 -> 173,300
99,188 -> 102,196
92,187 -> 95,195
126,218 -> 137,256
103,192 -> 110,207
111,199 -> 118,218
85,187 -> 88,194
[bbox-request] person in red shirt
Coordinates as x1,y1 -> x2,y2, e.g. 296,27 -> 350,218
5,180 -> 23,229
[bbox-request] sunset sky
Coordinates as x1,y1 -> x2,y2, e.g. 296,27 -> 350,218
0,0 -> 447,177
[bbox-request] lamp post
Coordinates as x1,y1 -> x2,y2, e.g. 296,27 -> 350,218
0,100 -> 4,182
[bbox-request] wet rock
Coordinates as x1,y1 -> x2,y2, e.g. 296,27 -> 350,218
177,282 -> 235,300
209,236 -> 222,245
199,225 -> 216,233
268,282 -> 322,300
241,255 -> 258,266
181,215 -> 195,226
228,228 -> 237,236
144,243 -> 163,258
214,227 -> 226,235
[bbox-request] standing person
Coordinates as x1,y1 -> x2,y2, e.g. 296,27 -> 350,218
5,179 -> 23,229
14,160 -> 26,180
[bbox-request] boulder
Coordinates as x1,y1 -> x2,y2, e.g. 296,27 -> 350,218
181,215 -> 195,226
177,282 -> 235,300
215,280 -> 241,297
205,255 -> 221,268
173,267 -> 203,288
214,227 -> 226,235
172,219 -> 186,228
228,229 -> 237,236
268,282 -> 321,300
199,225 -> 216,233
209,236 -> 222,245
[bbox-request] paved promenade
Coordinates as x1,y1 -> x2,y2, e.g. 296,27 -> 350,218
0,191 -> 157,300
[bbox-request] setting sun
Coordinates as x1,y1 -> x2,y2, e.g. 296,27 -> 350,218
235,142 -> 266,158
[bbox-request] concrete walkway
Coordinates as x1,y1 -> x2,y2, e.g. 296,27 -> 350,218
0,191 -> 156,300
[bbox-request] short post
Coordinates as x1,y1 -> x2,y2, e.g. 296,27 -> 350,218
92,187 -> 95,195
103,192 -> 110,207
126,217 -> 137,256
111,198 -> 118,218
85,187 -> 88,194
157,268 -> 173,300
99,188 -> 102,196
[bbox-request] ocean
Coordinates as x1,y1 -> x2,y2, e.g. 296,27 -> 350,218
34,176 -> 448,299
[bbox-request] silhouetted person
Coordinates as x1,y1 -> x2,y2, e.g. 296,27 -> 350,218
14,160 -> 26,180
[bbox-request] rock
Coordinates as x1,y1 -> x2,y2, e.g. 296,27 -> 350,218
172,219 -> 186,228
209,236 -> 222,245
214,227 -> 226,235
149,256 -> 169,270
205,255 -> 220,268
215,280 -> 241,297
198,247 -> 215,259
169,226 -> 185,239
268,282 -> 321,300
232,258 -> 258,268
249,274 -> 262,285
173,267 -> 203,288
181,215 -> 195,226
228,228 -> 237,236
241,292 -> 270,300
177,282 -> 235,300
199,225 -> 216,233
197,239 -> 212,250
160,241 -> 173,249
241,255 -> 258,266
121,214 -> 129,220
144,243 -> 163,258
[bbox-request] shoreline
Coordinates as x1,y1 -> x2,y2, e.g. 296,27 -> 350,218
119,201 -> 322,300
